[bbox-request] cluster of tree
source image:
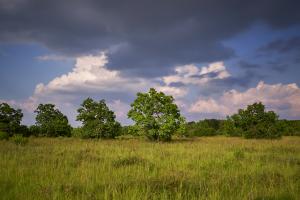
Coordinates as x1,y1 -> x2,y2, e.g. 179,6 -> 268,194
1,89 -> 299,141
0,102 -> 72,138
223,102 -> 283,138
185,103 -> 300,138
74,88 -> 185,141
0,103 -> 25,137
0,88 -> 185,141
185,119 -> 224,137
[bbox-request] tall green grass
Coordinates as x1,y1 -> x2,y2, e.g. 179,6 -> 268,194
0,136 -> 299,199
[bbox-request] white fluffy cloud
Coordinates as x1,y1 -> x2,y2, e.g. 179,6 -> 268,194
162,62 -> 230,86
189,81 -> 300,118
34,53 -> 152,97
5,52 -> 299,125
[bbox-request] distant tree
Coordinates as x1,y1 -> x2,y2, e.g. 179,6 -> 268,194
221,117 -> 243,137
184,119 -> 224,137
227,102 -> 282,139
76,98 -> 121,138
279,120 -> 300,136
0,103 -> 23,136
128,88 -> 185,141
35,104 -> 71,137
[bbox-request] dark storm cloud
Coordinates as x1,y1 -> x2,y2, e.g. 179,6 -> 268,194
238,60 -> 260,69
1,0 -> 299,77
210,70 -> 264,91
259,36 -> 300,53
256,36 -> 300,72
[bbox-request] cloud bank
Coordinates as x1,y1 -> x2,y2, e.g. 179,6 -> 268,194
189,81 -> 300,119
2,52 -> 299,125
1,0 -> 299,77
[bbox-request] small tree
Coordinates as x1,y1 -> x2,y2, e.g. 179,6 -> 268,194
227,102 -> 282,139
35,104 -> 71,137
0,103 -> 23,136
128,88 -> 185,141
76,98 -> 121,138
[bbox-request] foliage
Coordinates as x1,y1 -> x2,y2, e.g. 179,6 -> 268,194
0,130 -> 9,140
0,103 -> 23,136
279,120 -> 300,136
28,125 -> 41,137
76,98 -> 121,138
227,102 -> 282,139
11,134 -> 28,145
71,127 -> 91,139
185,119 -> 223,137
221,118 -> 243,136
34,104 -> 72,137
128,88 -> 185,141
120,125 -> 141,136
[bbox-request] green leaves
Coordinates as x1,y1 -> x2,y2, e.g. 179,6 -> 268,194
76,98 -> 121,138
0,103 -> 23,136
128,88 -> 185,141
35,104 -> 71,137
226,102 -> 282,139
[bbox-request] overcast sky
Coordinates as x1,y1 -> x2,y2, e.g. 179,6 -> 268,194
1,0 -> 300,126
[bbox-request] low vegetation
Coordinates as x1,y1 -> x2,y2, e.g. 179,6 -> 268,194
1,89 -> 300,199
0,136 -> 299,199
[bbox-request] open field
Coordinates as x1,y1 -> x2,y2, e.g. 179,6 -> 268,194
0,136 -> 299,200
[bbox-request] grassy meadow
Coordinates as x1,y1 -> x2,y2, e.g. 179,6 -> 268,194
0,136 -> 299,200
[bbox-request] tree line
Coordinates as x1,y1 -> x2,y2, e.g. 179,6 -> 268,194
1,88 -> 299,141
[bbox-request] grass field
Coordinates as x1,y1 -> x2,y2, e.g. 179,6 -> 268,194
0,136 -> 299,200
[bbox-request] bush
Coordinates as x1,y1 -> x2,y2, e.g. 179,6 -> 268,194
226,102 -> 282,139
11,134 -> 28,145
28,125 -> 41,137
221,119 -> 243,137
279,120 -> 300,136
0,131 -> 9,140
71,127 -> 90,139
185,119 -> 222,137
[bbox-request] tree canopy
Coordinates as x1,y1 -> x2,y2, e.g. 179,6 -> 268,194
226,102 -> 282,138
76,98 -> 121,138
34,104 -> 71,137
0,102 -> 23,136
128,88 -> 185,141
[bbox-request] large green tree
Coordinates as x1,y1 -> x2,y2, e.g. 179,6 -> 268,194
34,104 -> 71,137
227,102 -> 282,138
0,103 -> 23,136
128,88 -> 185,141
76,98 -> 121,138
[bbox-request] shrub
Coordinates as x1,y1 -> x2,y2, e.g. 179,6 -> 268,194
28,125 -> 41,137
11,134 -> 28,145
226,102 -> 282,139
221,118 -> 243,137
71,127 -> 90,139
185,119 -> 223,137
0,131 -> 9,140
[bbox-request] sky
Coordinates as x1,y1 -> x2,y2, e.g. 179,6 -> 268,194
0,0 -> 300,126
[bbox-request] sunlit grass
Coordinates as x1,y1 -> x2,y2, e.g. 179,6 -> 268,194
0,136 -> 299,199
